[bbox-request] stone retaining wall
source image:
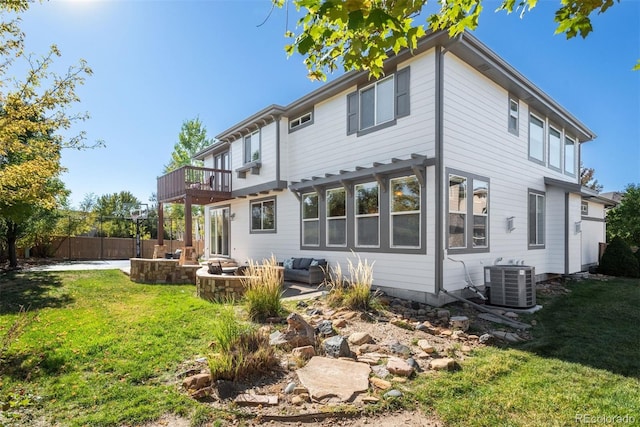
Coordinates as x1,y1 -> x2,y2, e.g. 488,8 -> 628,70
129,258 -> 200,284
196,267 -> 247,302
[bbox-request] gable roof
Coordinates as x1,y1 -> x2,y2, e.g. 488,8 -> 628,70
197,30 -> 595,159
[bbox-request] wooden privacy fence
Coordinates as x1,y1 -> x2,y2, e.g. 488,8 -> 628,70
49,236 -> 204,260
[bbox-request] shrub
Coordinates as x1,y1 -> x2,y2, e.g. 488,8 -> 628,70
242,255 -> 284,322
599,237 -> 640,278
326,253 -> 379,311
208,307 -> 279,381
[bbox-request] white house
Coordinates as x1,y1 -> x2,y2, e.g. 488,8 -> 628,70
157,31 -> 613,306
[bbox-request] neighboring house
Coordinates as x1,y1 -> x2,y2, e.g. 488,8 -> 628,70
157,31 -> 613,306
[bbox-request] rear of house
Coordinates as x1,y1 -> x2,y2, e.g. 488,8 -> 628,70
162,31 -> 611,306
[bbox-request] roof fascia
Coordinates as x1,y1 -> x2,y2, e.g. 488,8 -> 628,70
215,105 -> 286,142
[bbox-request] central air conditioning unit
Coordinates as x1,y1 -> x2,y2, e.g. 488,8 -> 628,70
484,265 -> 536,309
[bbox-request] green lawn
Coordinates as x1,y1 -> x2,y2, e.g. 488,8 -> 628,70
1,270 -> 639,427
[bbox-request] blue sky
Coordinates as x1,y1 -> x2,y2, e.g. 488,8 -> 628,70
15,0 -> 640,208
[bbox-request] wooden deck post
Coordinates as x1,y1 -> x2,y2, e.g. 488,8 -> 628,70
158,202 -> 164,246
185,195 -> 193,247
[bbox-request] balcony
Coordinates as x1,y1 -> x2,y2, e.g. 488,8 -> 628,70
157,165 -> 232,205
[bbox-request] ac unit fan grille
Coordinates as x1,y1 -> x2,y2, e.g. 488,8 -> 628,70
485,266 -> 536,309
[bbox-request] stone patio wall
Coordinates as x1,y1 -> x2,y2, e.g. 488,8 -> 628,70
129,258 -> 200,284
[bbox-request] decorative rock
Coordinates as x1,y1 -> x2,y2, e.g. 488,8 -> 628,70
371,365 -> 390,378
234,394 -> 278,407
296,301 -> 308,308
383,389 -> 403,399
391,376 -> 408,383
296,356 -> 371,402
333,318 -> 347,328
323,335 -> 351,358
293,386 -> 309,395
390,318 -> 415,330
531,320 -> 537,326
478,333 -> 493,344
406,357 -> 420,371
436,309 -> 450,320
182,373 -> 211,391
415,351 -> 431,359
504,312 -> 519,319
369,377 -> 392,390
388,341 -> 412,357
284,382 -> 296,394
417,339 -> 435,353
292,345 -> 316,360
430,358 -> 456,371
386,357 -> 414,377
415,322 -> 437,334
291,395 -> 305,405
315,320 -> 335,337
362,396 -> 380,404
467,334 -> 479,341
440,329 -> 453,337
348,332 -> 373,345
270,313 -> 317,349
358,343 -> 381,354
450,316 -> 470,331
461,345 -> 472,353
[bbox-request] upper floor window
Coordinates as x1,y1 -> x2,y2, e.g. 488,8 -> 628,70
448,171 -> 490,252
355,182 -> 379,247
581,201 -> 589,216
390,176 -> 420,248
529,114 -> 545,164
564,135 -> 576,176
326,188 -> 346,247
289,111 -> 313,132
508,96 -> 519,135
347,67 -> 410,136
528,190 -> 545,248
244,129 -> 260,164
250,197 -> 275,233
548,126 -> 562,171
302,192 -> 319,246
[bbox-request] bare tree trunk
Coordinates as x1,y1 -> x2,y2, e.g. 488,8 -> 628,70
7,221 -> 19,268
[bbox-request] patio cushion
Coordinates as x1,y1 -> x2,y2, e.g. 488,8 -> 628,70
298,258 -> 313,270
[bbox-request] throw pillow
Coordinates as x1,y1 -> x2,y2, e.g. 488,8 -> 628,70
283,258 -> 294,269
310,259 -> 319,267
292,258 -> 303,269
311,258 -> 326,267
298,257 -> 313,270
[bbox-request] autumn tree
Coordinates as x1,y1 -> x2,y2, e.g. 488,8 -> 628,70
93,191 -> 141,238
0,1 -> 98,267
607,183 -> 640,246
274,0 -> 630,80
580,163 -> 603,192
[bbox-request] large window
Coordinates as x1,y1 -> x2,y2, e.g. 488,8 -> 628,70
528,190 -> 545,248
564,135 -> 576,176
448,171 -> 489,252
529,114 -> 545,163
390,176 -> 420,248
326,188 -> 346,247
244,129 -> 260,164
250,198 -> 275,233
360,77 -> 394,130
548,126 -> 562,171
347,67 -> 410,135
302,192 -> 319,246
508,96 -> 519,135
355,182 -> 379,247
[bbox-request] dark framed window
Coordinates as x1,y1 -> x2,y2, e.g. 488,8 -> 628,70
564,135 -> 576,176
355,182 -> 380,247
302,192 -> 319,246
390,175 -> 421,248
528,190 -> 545,248
529,114 -> 545,164
508,96 -> 519,135
326,188 -> 346,247
250,197 -> 276,233
243,129 -> 260,164
447,170 -> 490,253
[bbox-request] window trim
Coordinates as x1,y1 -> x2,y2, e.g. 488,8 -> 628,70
326,187 -> 347,247
249,196 -> 276,234
243,129 -> 261,164
508,95 -> 519,136
528,189 -> 545,249
446,169 -> 490,254
547,124 -> 562,172
564,134 -> 577,177
528,113 -> 546,165
354,181 -> 380,248
289,110 -> 314,133
301,192 -> 320,247
390,175 -> 421,249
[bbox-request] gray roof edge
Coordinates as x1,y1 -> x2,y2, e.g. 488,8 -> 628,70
456,33 -> 596,142
193,140 -> 227,161
215,104 -> 286,141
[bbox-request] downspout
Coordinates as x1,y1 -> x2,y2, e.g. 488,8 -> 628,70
435,35 -> 463,297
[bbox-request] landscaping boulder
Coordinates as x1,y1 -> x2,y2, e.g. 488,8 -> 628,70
323,335 -> 351,358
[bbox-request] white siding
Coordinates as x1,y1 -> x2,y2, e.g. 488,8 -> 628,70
567,192 -> 583,273
581,200 -> 607,267
229,121 -> 279,191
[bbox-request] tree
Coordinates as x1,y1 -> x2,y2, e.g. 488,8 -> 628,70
93,191 -> 141,238
606,183 -> 640,246
0,1 -> 98,267
162,118 -> 213,241
580,163 -> 603,192
274,0 -> 631,80
163,117 -> 214,173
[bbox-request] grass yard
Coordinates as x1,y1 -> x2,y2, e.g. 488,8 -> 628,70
1,270 -> 639,427
0,270 -> 227,426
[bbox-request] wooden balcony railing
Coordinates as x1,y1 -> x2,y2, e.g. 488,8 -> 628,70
157,165 -> 232,205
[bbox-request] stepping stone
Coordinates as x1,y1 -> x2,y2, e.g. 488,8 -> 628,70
234,394 -> 278,406
296,356 -> 371,402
